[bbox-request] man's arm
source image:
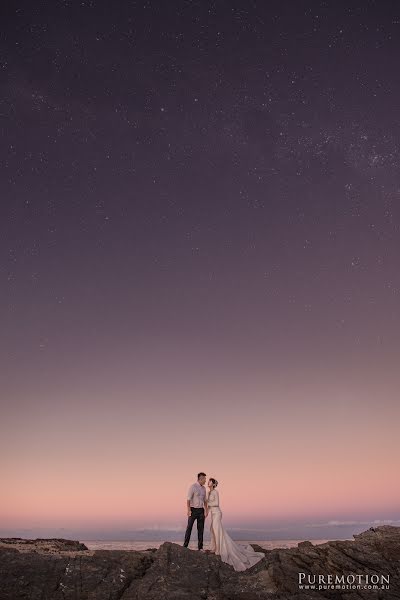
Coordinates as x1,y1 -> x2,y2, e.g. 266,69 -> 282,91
204,496 -> 208,516
186,486 -> 193,516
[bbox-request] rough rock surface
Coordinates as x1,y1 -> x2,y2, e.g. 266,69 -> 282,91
0,525 -> 399,599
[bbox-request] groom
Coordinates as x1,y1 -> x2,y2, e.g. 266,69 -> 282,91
183,472 -> 208,550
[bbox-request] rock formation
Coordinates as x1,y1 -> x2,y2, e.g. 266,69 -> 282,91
0,525 -> 398,599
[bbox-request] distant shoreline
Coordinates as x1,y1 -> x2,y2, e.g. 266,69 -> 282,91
0,536 -> 353,554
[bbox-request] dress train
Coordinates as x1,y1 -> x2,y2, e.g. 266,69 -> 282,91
208,490 -> 265,572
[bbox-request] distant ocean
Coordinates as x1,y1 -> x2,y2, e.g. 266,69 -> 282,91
81,539 -> 343,551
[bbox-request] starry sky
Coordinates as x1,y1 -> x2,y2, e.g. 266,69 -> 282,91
1,1 -> 400,540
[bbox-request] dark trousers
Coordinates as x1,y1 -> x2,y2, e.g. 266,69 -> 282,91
183,507 -> 205,549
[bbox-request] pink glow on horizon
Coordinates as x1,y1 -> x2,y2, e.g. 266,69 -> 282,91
2,362 -> 399,529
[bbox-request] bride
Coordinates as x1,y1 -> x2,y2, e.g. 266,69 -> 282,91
206,477 -> 265,571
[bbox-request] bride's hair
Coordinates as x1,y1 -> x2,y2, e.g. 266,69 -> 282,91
209,477 -> 218,488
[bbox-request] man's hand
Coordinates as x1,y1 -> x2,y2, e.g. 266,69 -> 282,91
187,509 -> 192,517
205,510 -> 208,518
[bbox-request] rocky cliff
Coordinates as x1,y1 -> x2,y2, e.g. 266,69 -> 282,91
0,525 -> 399,599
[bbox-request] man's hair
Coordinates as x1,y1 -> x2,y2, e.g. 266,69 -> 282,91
197,472 -> 206,479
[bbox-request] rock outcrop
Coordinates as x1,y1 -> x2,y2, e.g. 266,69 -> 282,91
0,525 -> 399,599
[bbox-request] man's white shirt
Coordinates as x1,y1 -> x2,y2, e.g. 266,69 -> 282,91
187,481 -> 206,508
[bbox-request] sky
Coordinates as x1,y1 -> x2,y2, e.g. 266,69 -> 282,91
1,1 -> 400,541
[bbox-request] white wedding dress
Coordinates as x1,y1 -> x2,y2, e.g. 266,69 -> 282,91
207,489 -> 265,571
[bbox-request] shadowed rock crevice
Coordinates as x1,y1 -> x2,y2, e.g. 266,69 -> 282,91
0,526 -> 399,599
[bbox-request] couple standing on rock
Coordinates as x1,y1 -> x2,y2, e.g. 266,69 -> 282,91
183,471 -> 265,572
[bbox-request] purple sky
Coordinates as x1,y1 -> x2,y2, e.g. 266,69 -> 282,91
1,1 -> 400,540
